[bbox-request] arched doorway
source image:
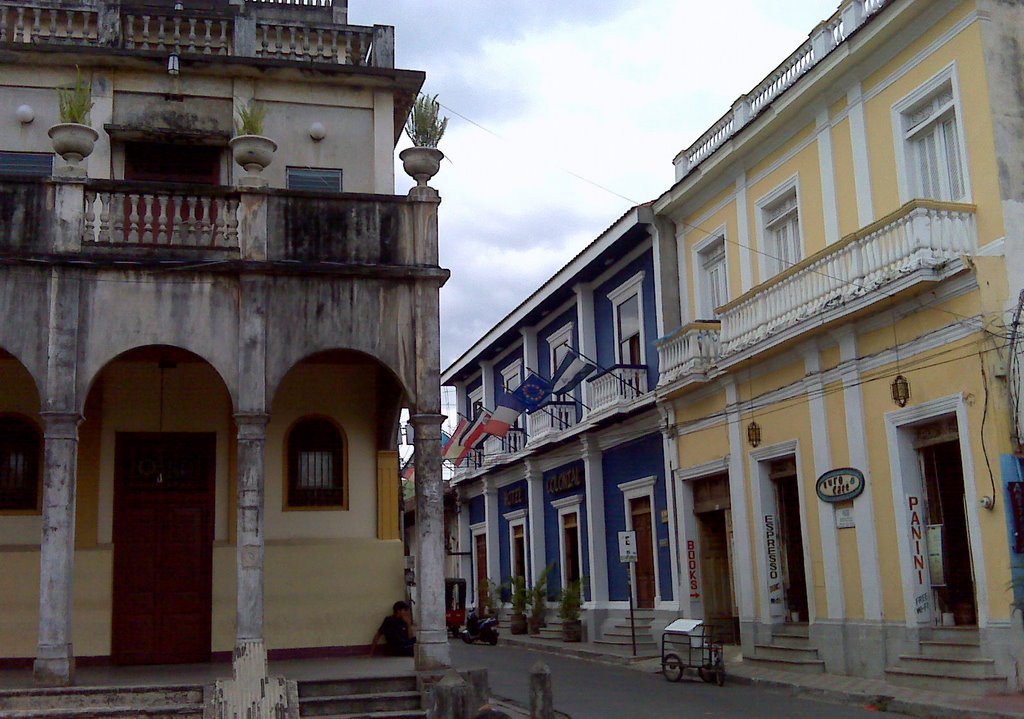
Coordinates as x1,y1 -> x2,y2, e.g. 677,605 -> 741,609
84,345 -> 232,664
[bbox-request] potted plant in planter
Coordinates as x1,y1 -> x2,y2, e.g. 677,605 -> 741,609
479,577 -> 501,619
527,564 -> 553,635
48,70 -> 98,174
558,579 -> 583,642
509,576 -> 529,635
400,92 -> 448,185
230,100 -> 277,185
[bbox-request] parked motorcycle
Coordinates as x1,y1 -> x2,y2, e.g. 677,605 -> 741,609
459,610 -> 499,645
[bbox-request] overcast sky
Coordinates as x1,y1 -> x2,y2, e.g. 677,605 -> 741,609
351,1 -> 843,370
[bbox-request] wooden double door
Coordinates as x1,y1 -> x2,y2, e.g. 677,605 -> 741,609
112,433 -> 216,665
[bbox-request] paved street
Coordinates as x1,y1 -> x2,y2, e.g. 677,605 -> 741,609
451,642 -> 903,719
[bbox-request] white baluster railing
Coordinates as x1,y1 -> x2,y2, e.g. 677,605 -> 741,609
0,4 -> 98,44
656,323 -> 721,387
588,366 -> 649,414
123,11 -> 231,55
255,21 -> 371,64
527,402 -> 577,443
718,201 -> 977,357
83,188 -> 241,249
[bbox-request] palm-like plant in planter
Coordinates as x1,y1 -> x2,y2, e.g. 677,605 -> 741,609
558,579 -> 584,642
230,100 -> 277,186
400,92 -> 448,186
49,70 -> 98,175
528,564 -> 553,635
509,576 -> 529,635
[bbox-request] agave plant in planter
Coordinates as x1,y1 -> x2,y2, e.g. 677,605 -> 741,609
48,71 -> 98,176
400,93 -> 448,186
230,100 -> 277,187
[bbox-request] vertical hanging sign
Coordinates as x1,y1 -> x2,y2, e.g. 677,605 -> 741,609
686,539 -> 700,599
907,495 -> 932,624
764,514 -> 784,617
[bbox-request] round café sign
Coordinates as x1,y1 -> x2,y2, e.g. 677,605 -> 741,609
815,468 -> 865,503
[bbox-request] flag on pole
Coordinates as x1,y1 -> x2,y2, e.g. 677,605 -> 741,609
400,454 -> 415,481
482,399 -> 523,438
441,416 -> 470,461
550,353 -> 598,394
511,372 -> 552,414
453,409 -> 493,466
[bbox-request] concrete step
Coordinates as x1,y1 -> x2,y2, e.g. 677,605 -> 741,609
0,686 -> 202,712
918,639 -> 982,659
305,712 -> 426,719
770,623 -> 809,639
299,692 -> 422,717
895,654 -> 999,679
766,633 -> 814,649
299,676 -> 417,699
0,709 -> 200,719
885,666 -> 1008,696
743,654 -> 825,674
923,626 -> 981,644
752,643 -> 822,662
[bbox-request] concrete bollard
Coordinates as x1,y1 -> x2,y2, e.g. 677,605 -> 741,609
529,660 -> 553,719
429,669 -> 472,719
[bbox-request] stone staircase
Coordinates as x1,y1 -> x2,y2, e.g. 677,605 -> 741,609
297,674 -> 426,719
884,626 -> 1009,696
535,618 -> 563,641
594,611 -> 658,654
0,684 -> 203,719
744,623 -> 825,674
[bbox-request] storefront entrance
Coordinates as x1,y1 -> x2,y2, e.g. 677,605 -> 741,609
693,474 -> 737,643
630,496 -> 656,608
475,533 -> 488,608
770,459 -> 808,623
112,433 -> 216,664
917,422 -> 976,625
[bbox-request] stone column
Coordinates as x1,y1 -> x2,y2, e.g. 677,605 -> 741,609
411,413 -> 451,670
525,460 -> 546,585
581,437 -> 608,604
234,412 -> 269,645
34,411 -> 83,686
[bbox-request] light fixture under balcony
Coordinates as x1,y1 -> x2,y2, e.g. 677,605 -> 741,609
747,420 -> 762,448
167,53 -> 180,76
891,374 -> 911,408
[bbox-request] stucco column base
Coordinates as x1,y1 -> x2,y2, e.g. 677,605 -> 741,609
414,629 -> 450,672
33,648 -> 74,686
234,412 -> 269,647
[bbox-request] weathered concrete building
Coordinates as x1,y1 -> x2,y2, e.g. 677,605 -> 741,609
0,0 -> 451,685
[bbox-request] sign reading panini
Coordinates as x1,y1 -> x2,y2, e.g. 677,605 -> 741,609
815,468 -> 865,503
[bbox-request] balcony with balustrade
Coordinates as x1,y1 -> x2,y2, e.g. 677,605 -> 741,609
587,365 -> 649,416
656,200 -> 978,391
0,176 -> 429,269
0,0 -> 394,68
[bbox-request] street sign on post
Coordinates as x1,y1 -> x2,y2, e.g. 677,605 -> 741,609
618,530 -> 637,563
618,530 -> 638,656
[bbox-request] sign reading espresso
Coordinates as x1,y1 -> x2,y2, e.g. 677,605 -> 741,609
504,486 -> 526,507
815,468 -> 865,503
546,465 -> 583,495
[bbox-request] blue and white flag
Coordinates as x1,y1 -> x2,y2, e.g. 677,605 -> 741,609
550,354 -> 598,394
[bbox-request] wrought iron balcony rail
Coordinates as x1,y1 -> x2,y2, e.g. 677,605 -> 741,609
0,0 -> 394,68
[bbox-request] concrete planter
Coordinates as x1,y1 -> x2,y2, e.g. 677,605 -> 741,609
399,146 -> 443,186
230,135 -> 277,186
561,619 -> 582,642
48,123 -> 98,171
509,612 -> 528,635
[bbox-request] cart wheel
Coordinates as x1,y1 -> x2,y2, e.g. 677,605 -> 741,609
713,650 -> 725,687
698,667 -> 715,684
662,653 -> 683,682
461,632 -> 474,644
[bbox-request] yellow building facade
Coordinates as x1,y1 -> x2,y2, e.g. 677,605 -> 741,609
654,0 -> 1024,692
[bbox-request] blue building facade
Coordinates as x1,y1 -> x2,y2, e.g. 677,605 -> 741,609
443,206 -> 682,643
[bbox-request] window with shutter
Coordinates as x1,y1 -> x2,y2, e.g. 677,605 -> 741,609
902,80 -> 966,202
286,417 -> 346,509
286,167 -> 343,193
764,190 -> 801,276
698,237 -> 727,319
0,152 -> 53,177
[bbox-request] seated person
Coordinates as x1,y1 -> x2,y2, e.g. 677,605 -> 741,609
370,600 -> 416,657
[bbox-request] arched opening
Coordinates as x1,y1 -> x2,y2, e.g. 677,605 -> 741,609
263,349 -> 409,651
0,350 -> 43,661
81,345 -> 233,665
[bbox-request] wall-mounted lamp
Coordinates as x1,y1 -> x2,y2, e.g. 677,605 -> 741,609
747,420 -> 762,448
16,105 -> 34,124
890,374 -> 910,407
167,53 -> 180,76
174,1 -> 184,10
309,121 -> 326,141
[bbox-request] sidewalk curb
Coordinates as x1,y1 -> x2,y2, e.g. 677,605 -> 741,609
727,672 -> 1023,719
497,637 -> 657,666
